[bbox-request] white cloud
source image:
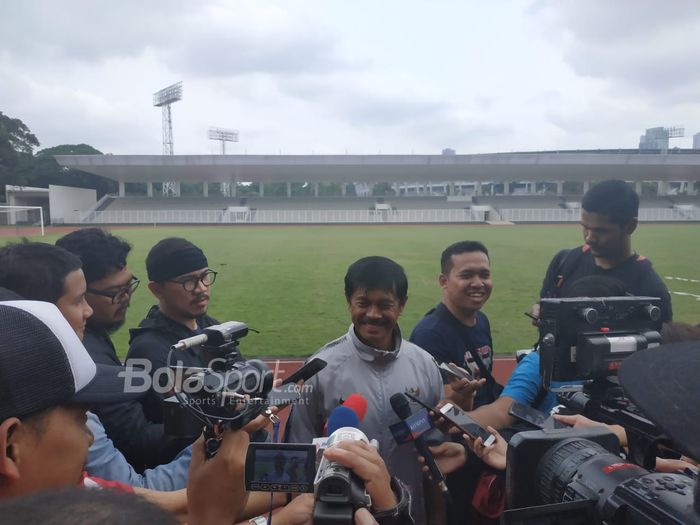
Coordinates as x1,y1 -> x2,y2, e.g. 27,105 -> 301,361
1,0 -> 699,155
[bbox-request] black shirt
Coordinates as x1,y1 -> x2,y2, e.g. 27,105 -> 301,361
539,246 -> 673,321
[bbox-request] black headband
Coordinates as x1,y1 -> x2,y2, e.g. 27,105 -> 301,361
147,246 -> 209,282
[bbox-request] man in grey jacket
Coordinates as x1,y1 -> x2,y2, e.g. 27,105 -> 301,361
285,256 -> 443,524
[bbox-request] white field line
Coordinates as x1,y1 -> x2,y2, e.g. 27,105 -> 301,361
671,291 -> 700,301
665,276 -> 700,284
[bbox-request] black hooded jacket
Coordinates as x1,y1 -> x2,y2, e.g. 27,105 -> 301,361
127,305 -> 219,423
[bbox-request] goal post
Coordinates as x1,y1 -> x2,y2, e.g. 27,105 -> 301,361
0,205 -> 45,237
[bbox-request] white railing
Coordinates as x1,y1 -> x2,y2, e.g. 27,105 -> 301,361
80,208 -> 486,224
500,207 -> 700,222
77,206 -> 700,225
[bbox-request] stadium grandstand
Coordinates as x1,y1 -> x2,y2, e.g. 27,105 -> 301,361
4,149 -> 700,227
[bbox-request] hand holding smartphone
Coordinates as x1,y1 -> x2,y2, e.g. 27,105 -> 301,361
404,393 -> 495,446
438,361 -> 473,381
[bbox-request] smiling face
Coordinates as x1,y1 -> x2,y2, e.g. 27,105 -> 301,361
348,288 -> 405,351
55,270 -> 93,341
440,250 -> 492,322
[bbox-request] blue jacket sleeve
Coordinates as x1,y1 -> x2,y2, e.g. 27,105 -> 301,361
86,412 -> 191,491
501,352 -> 543,406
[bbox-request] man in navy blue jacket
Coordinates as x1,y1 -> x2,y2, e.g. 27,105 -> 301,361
410,240 -> 497,409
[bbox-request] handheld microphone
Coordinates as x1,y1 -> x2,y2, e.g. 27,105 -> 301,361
323,393 -> 368,436
327,405 -> 361,437
390,392 -> 450,499
342,393 -> 368,423
171,321 -> 249,351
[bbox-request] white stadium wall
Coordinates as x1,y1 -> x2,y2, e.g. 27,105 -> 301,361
48,185 -> 96,224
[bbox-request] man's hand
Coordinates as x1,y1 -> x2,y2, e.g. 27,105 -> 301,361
530,303 -> 541,326
187,430 -> 250,525
354,508 -> 379,525
418,441 -> 467,477
322,441 -> 397,511
464,427 -> 507,471
271,494 -> 314,525
553,414 -> 628,446
445,363 -> 487,412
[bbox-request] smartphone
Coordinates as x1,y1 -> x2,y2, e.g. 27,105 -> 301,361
508,401 -> 566,430
438,361 -> 473,381
439,402 -> 496,446
281,358 -> 327,385
404,393 -> 495,445
245,443 -> 317,493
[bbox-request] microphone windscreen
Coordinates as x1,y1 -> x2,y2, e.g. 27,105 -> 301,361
390,392 -> 412,420
343,393 -> 368,422
327,405 -> 360,436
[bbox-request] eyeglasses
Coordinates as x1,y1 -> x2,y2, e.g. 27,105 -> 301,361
167,270 -> 218,292
88,277 -> 140,304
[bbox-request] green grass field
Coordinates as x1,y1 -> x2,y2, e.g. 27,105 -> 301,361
14,223 -> 700,359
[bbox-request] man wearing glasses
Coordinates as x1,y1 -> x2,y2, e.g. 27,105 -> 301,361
126,237 -> 220,424
57,228 -> 140,367
57,229 -> 192,470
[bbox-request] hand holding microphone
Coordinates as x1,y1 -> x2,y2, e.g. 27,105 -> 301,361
390,392 -> 450,500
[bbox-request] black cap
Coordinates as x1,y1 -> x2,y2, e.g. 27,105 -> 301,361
0,301 -> 142,421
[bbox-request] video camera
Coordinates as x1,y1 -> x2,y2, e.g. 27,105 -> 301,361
244,427 -> 375,525
164,321 -> 275,455
538,296 -> 662,389
504,426 -> 699,524
500,297 -> 700,523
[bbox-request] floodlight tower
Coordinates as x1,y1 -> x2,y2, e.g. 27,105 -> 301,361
153,81 -> 183,196
663,126 -> 684,153
208,127 -> 239,197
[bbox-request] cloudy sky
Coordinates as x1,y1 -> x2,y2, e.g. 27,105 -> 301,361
2,0 -> 700,155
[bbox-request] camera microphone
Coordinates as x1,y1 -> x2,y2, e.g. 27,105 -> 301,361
390,392 -> 450,499
171,321 -> 249,351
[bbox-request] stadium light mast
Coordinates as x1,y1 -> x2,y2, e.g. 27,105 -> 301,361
208,127 -> 239,197
662,126 -> 684,154
153,81 -> 183,197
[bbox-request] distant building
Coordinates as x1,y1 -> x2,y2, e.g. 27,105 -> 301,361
693,132 -> 700,149
639,127 -> 669,150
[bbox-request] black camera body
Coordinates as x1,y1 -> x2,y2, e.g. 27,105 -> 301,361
313,427 -> 373,525
504,297 -> 699,523
164,321 -> 274,438
538,296 -> 662,388
505,428 -> 700,525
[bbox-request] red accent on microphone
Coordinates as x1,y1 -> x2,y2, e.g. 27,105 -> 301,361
342,393 -> 368,423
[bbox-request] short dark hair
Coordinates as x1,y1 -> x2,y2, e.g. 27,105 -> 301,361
344,256 -> 408,304
0,487 -> 177,524
56,228 -> 131,285
0,242 -> 81,303
582,180 -> 639,225
440,241 -> 489,274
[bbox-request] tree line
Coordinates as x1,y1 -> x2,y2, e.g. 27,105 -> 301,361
0,111 -> 117,199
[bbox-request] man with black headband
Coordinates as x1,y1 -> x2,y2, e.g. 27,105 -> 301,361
126,238 -> 220,423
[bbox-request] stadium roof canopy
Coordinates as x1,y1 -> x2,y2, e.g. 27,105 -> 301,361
55,150 -> 700,184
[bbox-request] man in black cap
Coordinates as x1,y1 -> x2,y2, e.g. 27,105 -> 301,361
126,238 -> 220,423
